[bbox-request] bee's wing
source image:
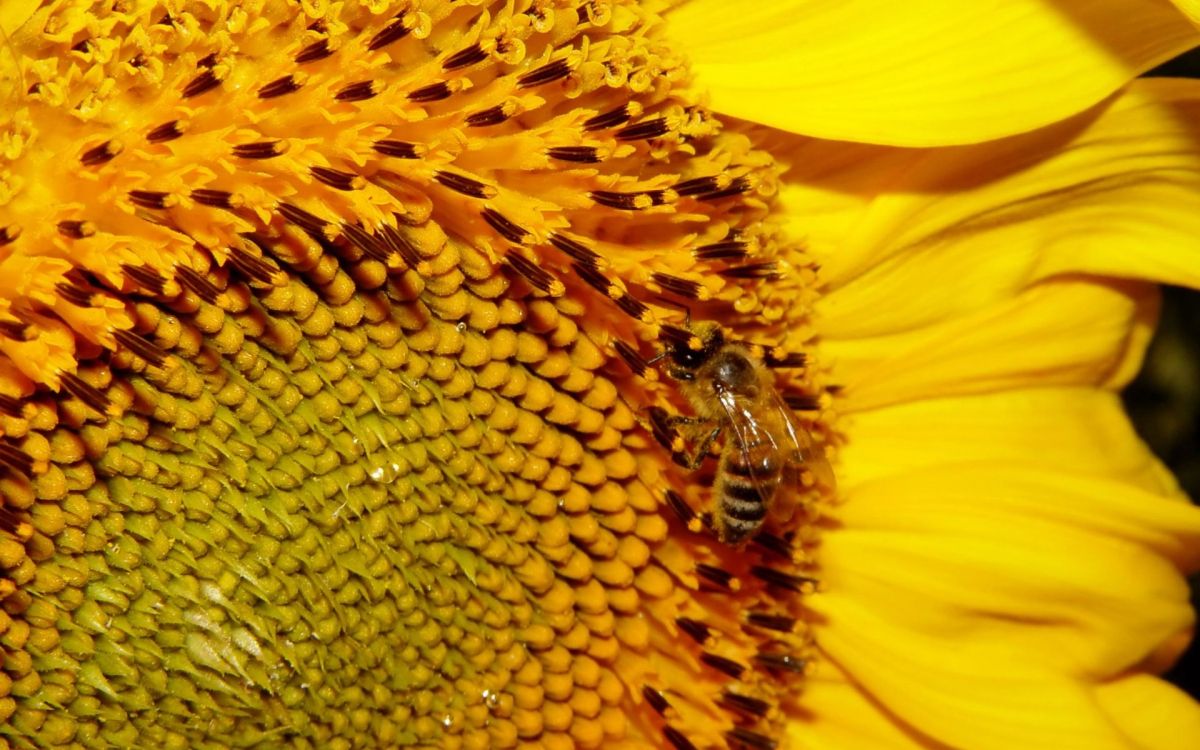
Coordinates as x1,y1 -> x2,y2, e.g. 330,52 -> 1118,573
769,390 -> 836,493
715,389 -> 784,505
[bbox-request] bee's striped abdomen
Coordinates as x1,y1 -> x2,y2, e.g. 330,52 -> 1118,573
715,442 -> 781,543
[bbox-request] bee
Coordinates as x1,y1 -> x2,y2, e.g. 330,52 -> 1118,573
650,321 -> 835,545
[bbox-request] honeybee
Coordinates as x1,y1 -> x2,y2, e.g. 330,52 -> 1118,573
651,321 -> 834,545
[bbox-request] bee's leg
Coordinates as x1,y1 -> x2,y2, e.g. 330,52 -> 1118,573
676,423 -> 722,470
640,408 -> 720,468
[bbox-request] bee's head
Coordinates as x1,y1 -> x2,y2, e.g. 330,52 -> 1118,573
663,323 -> 724,378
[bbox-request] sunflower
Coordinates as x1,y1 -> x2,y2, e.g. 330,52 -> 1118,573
2,1 -> 1199,749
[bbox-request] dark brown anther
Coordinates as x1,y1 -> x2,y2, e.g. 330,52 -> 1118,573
764,350 -> 807,368
720,262 -> 782,280
481,208 -> 531,245
466,104 -> 511,127
0,508 -> 26,537
726,727 -> 779,750
673,175 -> 723,197
751,531 -> 795,559
675,616 -> 711,645
241,232 -> 293,270
0,439 -> 34,476
663,488 -> 697,526
368,13 -> 412,51
173,265 -> 220,303
750,566 -> 816,592
783,393 -> 821,411
442,42 -> 487,70
121,263 -> 166,295
696,563 -> 739,592
146,120 -> 184,142
746,612 -> 796,633
407,81 -> 453,102
652,272 -> 703,300
700,652 -> 746,680
295,38 -> 333,64
583,103 -> 634,131
548,232 -> 601,266
721,691 -> 772,718
196,52 -> 219,69
128,190 -> 171,209
372,139 -> 421,159
379,220 -> 425,271
55,282 -> 93,307
546,146 -> 601,163
113,329 -> 167,366
433,170 -> 495,199
310,166 -> 362,191
227,245 -> 280,285
505,254 -> 559,295
80,139 -> 120,166
154,12 -> 173,25
0,225 -> 20,247
182,69 -> 222,98
571,262 -> 614,296
614,340 -> 649,377
56,220 -> 93,239
663,727 -> 698,750
71,38 -> 92,53
335,80 -> 379,102
615,292 -> 650,320
339,223 -> 392,263
754,651 -> 806,674
615,117 -> 670,141
642,686 -> 671,716
518,58 -> 571,87
191,189 -> 235,208
699,176 -> 753,201
590,189 -> 666,210
0,395 -> 21,416
277,202 -> 331,237
0,395 -> 22,417
232,140 -> 287,159
0,320 -> 28,340
258,74 -> 304,99
59,372 -> 111,418
694,240 -> 749,261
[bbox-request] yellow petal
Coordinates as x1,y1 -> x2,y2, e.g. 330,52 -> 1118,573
791,660 -> 946,750
820,277 -> 1157,412
0,0 -> 38,36
836,387 -> 1179,495
1167,0 -> 1200,24
1094,675 -> 1200,749
780,79 -> 1200,297
809,467 -> 1200,748
666,0 -> 1200,145
816,595 -> 1165,750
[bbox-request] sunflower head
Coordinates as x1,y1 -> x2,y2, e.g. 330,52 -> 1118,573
0,1 -> 838,748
